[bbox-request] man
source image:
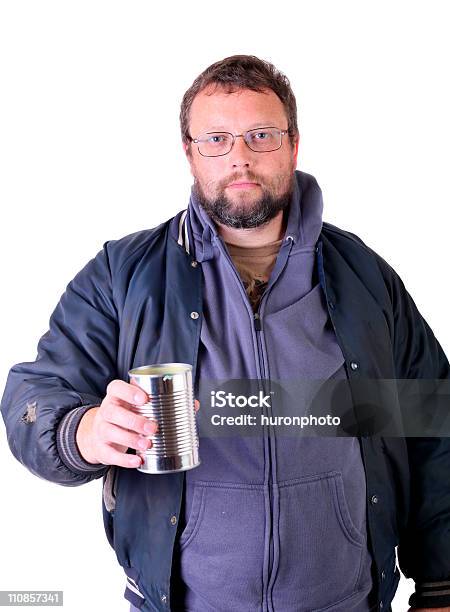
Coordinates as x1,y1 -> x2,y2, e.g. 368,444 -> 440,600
1,55 -> 449,612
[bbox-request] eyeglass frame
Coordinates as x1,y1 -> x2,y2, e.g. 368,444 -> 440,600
188,126 -> 291,157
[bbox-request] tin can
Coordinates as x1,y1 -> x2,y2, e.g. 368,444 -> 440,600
128,363 -> 200,474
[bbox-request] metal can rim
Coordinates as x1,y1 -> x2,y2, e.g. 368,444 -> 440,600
128,362 -> 193,377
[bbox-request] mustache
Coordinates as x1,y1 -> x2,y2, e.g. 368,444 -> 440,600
219,172 -> 262,188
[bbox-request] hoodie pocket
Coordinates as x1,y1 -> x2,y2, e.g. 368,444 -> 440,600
272,470 -> 368,611
178,483 -> 206,551
176,481 -> 266,611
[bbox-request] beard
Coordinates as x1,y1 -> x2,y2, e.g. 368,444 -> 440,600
193,172 -> 294,229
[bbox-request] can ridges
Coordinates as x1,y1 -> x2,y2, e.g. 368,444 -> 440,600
128,363 -> 200,474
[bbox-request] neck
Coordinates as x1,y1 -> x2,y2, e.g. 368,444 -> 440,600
214,210 -> 287,247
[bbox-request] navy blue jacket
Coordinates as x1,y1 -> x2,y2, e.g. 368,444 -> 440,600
2,210 -> 450,611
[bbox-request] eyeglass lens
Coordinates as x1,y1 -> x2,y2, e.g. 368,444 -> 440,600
197,128 -> 283,156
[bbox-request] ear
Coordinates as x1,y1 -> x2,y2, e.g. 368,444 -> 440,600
183,141 -> 195,176
292,132 -> 300,167
183,141 -> 194,162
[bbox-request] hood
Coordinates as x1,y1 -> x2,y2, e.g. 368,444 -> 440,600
176,170 -> 324,262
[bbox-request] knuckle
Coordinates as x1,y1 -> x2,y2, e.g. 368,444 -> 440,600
131,435 -> 143,450
127,413 -> 140,432
100,401 -> 114,421
98,420 -> 113,441
106,379 -> 119,396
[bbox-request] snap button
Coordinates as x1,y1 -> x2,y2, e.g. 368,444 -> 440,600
381,570 -> 386,580
371,495 -> 379,504
170,515 -> 177,525
191,260 -> 198,268
350,361 -> 359,370
190,311 -> 199,320
315,245 -> 319,253
379,602 -> 383,609
161,593 -> 167,604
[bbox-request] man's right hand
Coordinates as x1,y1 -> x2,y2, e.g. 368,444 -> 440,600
76,379 -> 200,468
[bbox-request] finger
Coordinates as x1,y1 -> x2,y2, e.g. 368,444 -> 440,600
100,421 -> 154,452
106,379 -> 148,406
194,399 -> 200,412
105,445 -> 142,468
97,444 -> 143,469
102,400 -> 158,436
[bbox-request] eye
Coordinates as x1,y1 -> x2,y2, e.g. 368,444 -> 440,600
254,131 -> 269,139
208,134 -> 227,144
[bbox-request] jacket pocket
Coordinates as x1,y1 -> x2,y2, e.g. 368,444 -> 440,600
272,470 -> 369,612
122,565 -> 145,609
102,465 -> 118,514
101,466 -> 118,551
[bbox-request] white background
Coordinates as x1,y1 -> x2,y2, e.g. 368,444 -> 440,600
1,1 -> 449,611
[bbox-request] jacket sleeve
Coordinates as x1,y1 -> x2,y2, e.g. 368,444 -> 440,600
0,242 -> 120,486
384,263 -> 450,609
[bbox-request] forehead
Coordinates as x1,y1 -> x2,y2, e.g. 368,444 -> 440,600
189,86 -> 288,133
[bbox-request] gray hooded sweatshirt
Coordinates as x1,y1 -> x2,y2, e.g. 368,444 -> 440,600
169,171 -> 374,612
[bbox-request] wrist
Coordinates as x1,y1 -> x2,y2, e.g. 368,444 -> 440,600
76,406 -> 100,464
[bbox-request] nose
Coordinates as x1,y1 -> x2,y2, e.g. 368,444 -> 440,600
229,135 -> 253,168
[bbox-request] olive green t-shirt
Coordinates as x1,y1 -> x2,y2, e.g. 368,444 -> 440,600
224,238 -> 284,313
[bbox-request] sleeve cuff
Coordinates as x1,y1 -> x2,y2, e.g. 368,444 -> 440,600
56,405 -> 108,476
409,578 -> 450,608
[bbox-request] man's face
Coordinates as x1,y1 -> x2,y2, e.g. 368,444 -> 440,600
184,86 -> 299,229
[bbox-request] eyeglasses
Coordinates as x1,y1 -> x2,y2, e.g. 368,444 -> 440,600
189,126 -> 290,157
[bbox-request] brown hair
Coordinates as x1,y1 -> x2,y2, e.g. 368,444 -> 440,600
180,54 -> 299,147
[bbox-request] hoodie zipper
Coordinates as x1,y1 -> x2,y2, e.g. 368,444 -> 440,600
212,237 -> 278,612
253,308 -> 275,612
